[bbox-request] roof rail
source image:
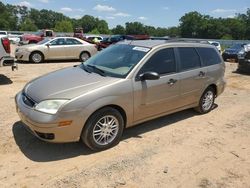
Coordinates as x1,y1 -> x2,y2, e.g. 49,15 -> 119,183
166,38 -> 209,44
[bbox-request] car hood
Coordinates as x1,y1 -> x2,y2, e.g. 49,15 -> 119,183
24,66 -> 120,102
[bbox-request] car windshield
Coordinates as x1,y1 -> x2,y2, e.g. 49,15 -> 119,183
37,38 -> 51,45
82,44 -> 150,78
230,44 -> 243,49
211,42 -> 219,47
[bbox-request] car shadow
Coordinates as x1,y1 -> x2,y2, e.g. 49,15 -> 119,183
0,74 -> 13,85
232,70 -> 250,76
13,108 -> 206,162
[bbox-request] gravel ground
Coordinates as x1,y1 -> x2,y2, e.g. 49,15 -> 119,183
0,48 -> 250,188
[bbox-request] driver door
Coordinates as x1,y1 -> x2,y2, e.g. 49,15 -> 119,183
46,38 -> 66,60
133,48 -> 181,122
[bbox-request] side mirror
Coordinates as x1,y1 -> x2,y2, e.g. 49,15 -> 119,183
139,71 -> 160,81
46,43 -> 50,48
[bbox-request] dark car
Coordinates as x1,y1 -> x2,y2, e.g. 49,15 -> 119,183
222,44 -> 245,62
98,35 -> 150,50
238,50 -> 250,73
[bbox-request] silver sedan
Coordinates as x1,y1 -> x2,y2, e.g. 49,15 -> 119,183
15,37 -> 98,63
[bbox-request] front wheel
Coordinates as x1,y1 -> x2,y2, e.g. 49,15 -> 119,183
195,87 -> 215,114
81,107 -> 124,151
29,52 -> 44,63
79,52 -> 90,62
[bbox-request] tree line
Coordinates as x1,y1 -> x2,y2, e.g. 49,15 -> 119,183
0,2 -> 249,39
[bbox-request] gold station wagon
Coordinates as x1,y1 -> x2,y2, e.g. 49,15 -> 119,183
15,40 -> 226,151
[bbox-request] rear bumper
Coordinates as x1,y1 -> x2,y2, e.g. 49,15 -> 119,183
0,56 -> 18,70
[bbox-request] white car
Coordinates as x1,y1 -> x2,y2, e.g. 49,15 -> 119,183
85,35 -> 103,42
0,31 -> 7,37
15,37 -> 98,63
8,33 -> 22,44
208,41 -> 221,53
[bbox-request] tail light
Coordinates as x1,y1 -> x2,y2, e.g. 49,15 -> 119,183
1,37 -> 11,54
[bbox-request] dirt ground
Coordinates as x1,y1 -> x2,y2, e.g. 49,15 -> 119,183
0,49 -> 250,188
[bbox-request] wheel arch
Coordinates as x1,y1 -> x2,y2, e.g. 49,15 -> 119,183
84,104 -> 127,129
29,50 -> 45,60
207,84 -> 217,97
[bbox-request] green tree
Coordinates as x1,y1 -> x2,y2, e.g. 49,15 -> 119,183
96,19 -> 110,34
111,25 -> 126,34
125,22 -> 145,35
89,28 -> 100,34
179,11 -> 205,38
54,20 -> 73,32
79,15 -> 97,33
19,18 -> 38,31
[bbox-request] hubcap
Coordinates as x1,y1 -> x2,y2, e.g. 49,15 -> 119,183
81,53 -> 89,62
202,91 -> 214,111
93,115 -> 119,146
32,53 -> 42,63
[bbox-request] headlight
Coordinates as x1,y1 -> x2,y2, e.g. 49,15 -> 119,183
35,99 -> 68,114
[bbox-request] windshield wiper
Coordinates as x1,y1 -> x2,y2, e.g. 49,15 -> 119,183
81,63 -> 92,73
87,65 -> 106,77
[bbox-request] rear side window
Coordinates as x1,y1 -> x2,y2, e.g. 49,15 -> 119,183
138,48 -> 176,75
196,47 -> 221,66
178,48 -> 201,71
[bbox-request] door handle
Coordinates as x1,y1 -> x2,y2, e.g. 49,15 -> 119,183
198,71 -> 205,77
167,79 -> 177,85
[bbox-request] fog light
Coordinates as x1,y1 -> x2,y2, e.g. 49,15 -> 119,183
58,120 -> 73,127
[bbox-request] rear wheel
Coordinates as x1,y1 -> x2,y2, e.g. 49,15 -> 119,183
81,107 -> 124,151
195,87 -> 215,114
79,52 -> 90,62
29,52 -> 44,63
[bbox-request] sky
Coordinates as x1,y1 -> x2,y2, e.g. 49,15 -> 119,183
2,0 -> 250,28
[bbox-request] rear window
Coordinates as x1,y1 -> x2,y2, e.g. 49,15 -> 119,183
196,47 -> 221,66
178,47 -> 201,71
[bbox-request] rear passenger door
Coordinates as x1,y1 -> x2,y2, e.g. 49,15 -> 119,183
176,47 -> 208,106
65,38 -> 83,59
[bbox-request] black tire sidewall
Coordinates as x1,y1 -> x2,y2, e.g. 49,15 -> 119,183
80,52 -> 90,62
82,107 -> 124,151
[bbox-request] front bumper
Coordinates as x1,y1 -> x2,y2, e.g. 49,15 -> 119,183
15,51 -> 30,62
222,53 -> 238,61
15,92 -> 84,143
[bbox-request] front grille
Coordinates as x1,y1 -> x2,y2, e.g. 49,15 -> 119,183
22,92 -> 36,107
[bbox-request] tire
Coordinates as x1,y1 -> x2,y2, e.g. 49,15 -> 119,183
79,51 -> 90,62
195,87 -> 215,114
81,107 -> 124,151
29,52 -> 44,63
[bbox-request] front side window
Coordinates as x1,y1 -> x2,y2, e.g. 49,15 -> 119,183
82,44 -> 149,78
138,48 -> 176,76
178,47 -> 201,71
196,47 -> 221,66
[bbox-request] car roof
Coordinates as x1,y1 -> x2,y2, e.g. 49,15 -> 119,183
119,39 -> 214,49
